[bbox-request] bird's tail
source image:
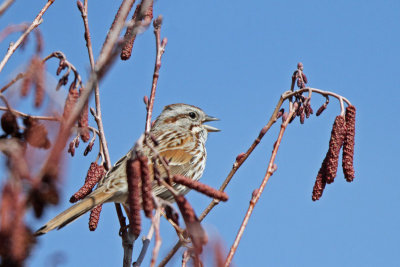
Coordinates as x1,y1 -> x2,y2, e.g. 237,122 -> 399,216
35,190 -> 113,236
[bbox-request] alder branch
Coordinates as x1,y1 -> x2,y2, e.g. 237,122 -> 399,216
0,106 -> 59,122
224,108 -> 296,266
145,16 -> 167,133
0,0 -> 54,73
0,0 -> 15,16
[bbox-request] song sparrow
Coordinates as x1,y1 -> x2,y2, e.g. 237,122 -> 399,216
36,103 -> 219,235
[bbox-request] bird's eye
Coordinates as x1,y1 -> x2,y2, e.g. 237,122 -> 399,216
188,112 -> 197,119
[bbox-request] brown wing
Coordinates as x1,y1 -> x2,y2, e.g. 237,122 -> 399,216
150,130 -> 197,200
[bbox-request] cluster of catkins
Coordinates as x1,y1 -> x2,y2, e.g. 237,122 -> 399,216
312,105 -> 356,200
71,137 -> 228,255
125,150 -> 228,255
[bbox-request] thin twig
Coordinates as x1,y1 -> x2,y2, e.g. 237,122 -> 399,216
0,73 -> 24,93
224,108 -> 296,266
149,209 -> 162,267
133,223 -> 154,267
43,51 -> 83,90
145,16 -> 167,133
0,0 -> 15,16
0,0 -> 54,73
157,240 -> 183,267
0,106 -> 59,121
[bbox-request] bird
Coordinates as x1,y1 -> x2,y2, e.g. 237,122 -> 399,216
35,103 -> 219,235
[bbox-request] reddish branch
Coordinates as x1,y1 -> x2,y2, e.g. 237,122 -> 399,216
224,108 -> 295,266
145,16 -> 167,133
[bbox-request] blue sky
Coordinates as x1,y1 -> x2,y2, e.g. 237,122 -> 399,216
1,0 -> 399,266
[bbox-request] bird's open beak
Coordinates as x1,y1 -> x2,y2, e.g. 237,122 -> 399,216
203,115 -> 220,132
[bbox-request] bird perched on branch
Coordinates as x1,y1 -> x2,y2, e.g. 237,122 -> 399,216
36,103 -> 219,235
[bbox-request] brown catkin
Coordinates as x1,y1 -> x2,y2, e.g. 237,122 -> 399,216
316,103 -> 327,116
83,141 -> 94,156
78,87 -> 90,142
62,88 -> 79,120
89,204 -> 102,231
175,195 -> 207,254
10,198 -> 26,262
173,175 -> 228,201
102,0 -> 136,56
139,156 -> 153,218
33,57 -> 45,108
120,4 -> 140,60
312,160 -> 327,201
68,140 -> 75,157
21,59 -> 34,97
0,184 -> 14,233
342,105 -> 356,182
324,116 -> 347,184
126,159 -> 142,237
70,162 -> 105,203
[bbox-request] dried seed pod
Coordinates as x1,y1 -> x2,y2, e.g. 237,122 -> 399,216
174,195 -> 207,254
1,111 -> 19,136
126,159 -> 142,237
23,117 -> 51,149
342,105 -> 356,182
173,175 -> 228,201
89,204 -> 102,231
70,162 -> 105,203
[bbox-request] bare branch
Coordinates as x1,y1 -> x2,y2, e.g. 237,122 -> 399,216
0,0 -> 54,73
